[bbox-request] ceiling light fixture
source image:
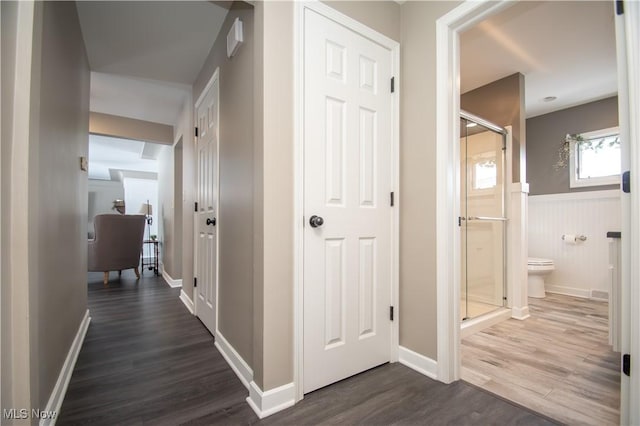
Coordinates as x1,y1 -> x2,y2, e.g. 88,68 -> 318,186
543,96 -> 557,102
466,122 -> 478,128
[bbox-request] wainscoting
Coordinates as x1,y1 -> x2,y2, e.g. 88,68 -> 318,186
528,190 -> 620,299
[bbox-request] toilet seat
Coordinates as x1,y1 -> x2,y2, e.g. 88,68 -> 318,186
528,257 -> 554,266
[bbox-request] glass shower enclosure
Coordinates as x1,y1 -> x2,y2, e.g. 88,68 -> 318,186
460,111 -> 507,321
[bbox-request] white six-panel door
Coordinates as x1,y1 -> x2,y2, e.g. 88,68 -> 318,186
194,72 -> 219,335
303,9 -> 394,393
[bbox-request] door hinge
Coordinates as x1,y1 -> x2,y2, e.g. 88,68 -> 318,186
623,353 -> 630,376
458,216 -> 463,227
194,277 -> 197,288
623,171 -> 630,193
616,0 -> 624,15
195,127 -> 199,137
390,306 -> 394,321
390,192 -> 395,207
391,77 -> 395,93
195,202 -> 198,212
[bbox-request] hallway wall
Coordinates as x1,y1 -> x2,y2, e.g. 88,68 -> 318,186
0,0 -> 19,411
34,1 -> 90,409
191,2 -> 256,369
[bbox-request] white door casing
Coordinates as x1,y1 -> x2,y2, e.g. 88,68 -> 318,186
302,8 -> 396,394
194,69 -> 220,335
615,1 -> 640,423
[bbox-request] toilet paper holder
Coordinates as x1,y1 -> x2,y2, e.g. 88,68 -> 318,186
562,234 -> 587,242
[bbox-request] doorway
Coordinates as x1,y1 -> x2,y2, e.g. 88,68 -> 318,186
194,69 -> 220,335
295,2 -> 400,398
436,0 -> 639,423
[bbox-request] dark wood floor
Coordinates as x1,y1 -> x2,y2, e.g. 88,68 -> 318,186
59,271 -> 557,425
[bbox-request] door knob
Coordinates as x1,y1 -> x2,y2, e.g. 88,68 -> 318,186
309,215 -> 324,228
206,218 -> 216,226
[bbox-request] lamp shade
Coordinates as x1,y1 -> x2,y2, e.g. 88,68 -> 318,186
140,203 -> 153,216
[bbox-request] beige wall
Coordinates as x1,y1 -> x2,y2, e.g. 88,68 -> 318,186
173,141 -> 184,278
89,112 -> 174,145
320,1 -> 400,41
399,0 -> 460,360
171,97 -> 194,292
252,0 -> 265,389
35,1 -> 90,409
255,0 -> 296,391
251,0 -> 459,392
461,73 -> 526,183
192,2 -> 256,366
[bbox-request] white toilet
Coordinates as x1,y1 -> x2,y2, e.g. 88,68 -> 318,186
527,257 -> 555,298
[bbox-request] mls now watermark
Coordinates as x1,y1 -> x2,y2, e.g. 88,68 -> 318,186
3,408 -> 57,420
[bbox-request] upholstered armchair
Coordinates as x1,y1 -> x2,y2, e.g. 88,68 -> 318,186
88,214 -> 146,285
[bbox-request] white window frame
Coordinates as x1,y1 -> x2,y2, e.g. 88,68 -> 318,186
569,126 -> 621,188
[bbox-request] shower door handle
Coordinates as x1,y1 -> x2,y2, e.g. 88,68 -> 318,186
467,216 -> 508,221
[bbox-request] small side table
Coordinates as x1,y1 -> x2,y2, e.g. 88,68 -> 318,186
142,239 -> 159,275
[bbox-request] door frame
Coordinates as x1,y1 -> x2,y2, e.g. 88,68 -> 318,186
616,1 -> 640,423
293,1 -> 401,402
436,1 -> 640,422
193,67 -> 221,335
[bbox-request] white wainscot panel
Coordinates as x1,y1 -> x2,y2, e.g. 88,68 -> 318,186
528,190 -> 621,299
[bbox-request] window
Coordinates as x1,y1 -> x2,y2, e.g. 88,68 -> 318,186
569,126 -> 621,188
473,159 -> 497,190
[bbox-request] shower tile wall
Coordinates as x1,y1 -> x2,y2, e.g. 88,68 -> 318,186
528,190 -> 620,299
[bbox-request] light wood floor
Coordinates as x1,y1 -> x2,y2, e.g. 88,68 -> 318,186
461,298 -> 502,320
461,293 -> 620,425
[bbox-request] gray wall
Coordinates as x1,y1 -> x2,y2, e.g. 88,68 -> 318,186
192,2 -> 255,368
1,0 -> 18,411
35,1 -> 90,409
461,73 -> 526,183
526,96 -> 619,195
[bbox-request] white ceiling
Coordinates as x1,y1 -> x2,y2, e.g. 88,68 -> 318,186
76,1 -> 229,85
91,72 -> 190,126
89,134 -> 162,180
78,1 -> 230,128
460,1 -> 617,118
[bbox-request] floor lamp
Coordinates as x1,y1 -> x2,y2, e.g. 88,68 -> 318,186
140,201 -> 153,240
140,201 -> 153,271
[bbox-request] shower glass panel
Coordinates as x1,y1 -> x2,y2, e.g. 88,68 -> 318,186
460,115 -> 506,321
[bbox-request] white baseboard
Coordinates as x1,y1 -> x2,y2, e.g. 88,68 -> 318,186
246,381 -> 295,419
460,308 -> 512,339
41,310 -> 91,426
398,346 -> 438,380
214,331 -> 253,390
179,289 -> 194,314
546,285 -> 608,301
511,306 -> 530,320
162,268 -> 183,288
591,290 -> 609,301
